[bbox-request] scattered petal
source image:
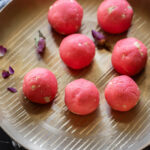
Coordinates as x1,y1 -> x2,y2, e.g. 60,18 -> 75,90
0,45 -> 7,57
92,30 -> 106,45
37,38 -> 46,54
92,30 -> 105,41
9,66 -> 14,75
7,87 -> 17,93
2,70 -> 10,79
35,31 -> 46,56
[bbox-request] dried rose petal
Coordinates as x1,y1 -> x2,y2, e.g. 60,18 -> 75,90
92,30 -> 106,45
35,31 -> 46,55
0,45 -> 7,57
7,87 -> 17,93
37,38 -> 46,54
2,70 -> 10,79
9,66 -> 14,75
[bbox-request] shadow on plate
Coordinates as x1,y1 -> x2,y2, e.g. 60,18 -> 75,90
111,102 -> 140,123
50,26 -> 66,47
64,108 -> 101,128
133,68 -> 146,84
66,60 -> 94,79
20,94 -> 53,121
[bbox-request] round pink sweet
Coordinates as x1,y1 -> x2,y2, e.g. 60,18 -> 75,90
105,75 -> 140,111
112,37 -> 147,76
48,0 -> 83,35
97,0 -> 133,34
59,34 -> 95,69
23,68 -> 57,104
65,79 -> 100,115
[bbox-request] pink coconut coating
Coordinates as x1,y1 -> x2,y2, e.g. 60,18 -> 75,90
59,34 -> 95,69
97,0 -> 133,34
112,37 -> 147,76
48,0 -> 83,35
65,79 -> 100,115
23,68 -> 57,104
105,75 -> 140,111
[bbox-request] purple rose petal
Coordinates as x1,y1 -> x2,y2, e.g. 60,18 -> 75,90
2,70 -> 10,79
37,38 -> 46,54
9,66 -> 14,75
7,87 -> 17,93
92,30 -> 106,45
0,45 -> 7,57
35,31 -> 46,56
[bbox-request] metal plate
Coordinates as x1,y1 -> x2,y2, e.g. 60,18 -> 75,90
0,0 -> 12,12
0,0 -> 150,149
